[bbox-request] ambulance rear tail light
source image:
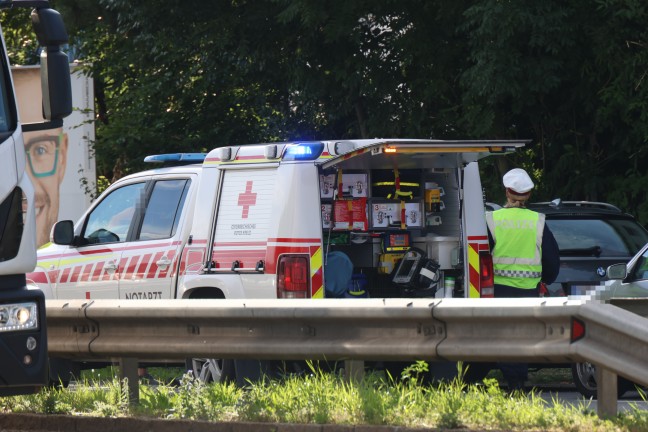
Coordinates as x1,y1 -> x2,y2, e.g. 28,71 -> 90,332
282,142 -> 324,161
479,252 -> 495,298
277,255 -> 310,299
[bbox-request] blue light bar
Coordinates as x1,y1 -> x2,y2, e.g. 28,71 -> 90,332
144,153 -> 207,164
282,143 -> 324,161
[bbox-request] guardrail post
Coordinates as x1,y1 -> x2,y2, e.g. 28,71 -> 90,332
344,360 -> 364,383
118,357 -> 139,406
596,365 -> 617,418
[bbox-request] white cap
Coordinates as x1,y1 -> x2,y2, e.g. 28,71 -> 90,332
503,168 -> 534,194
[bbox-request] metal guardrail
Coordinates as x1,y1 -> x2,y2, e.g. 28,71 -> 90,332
45,297 -> 648,418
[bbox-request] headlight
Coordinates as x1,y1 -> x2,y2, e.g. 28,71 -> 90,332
0,302 -> 38,332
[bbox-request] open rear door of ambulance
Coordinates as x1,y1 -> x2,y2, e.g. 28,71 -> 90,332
317,139 -> 529,298
318,139 -> 527,171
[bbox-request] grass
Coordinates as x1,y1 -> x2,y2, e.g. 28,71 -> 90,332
0,362 -> 646,431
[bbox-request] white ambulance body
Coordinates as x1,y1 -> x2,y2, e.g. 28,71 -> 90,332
30,139 -> 525,381
179,139 -> 526,302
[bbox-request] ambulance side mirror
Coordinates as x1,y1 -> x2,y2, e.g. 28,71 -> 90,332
52,220 -> 74,245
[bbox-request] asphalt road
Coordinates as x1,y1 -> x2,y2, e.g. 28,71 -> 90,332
538,389 -> 648,412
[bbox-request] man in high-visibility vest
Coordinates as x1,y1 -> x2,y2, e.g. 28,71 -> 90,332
485,168 -> 560,391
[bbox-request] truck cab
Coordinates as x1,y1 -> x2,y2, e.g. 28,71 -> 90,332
0,1 -> 72,395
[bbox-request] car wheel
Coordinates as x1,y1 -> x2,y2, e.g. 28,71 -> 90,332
571,362 -> 634,398
187,358 -> 235,383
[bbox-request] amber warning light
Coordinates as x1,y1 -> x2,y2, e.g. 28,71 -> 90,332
384,147 -> 397,153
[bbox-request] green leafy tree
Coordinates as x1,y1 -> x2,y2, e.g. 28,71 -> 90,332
460,0 -> 648,222
3,0 -> 648,224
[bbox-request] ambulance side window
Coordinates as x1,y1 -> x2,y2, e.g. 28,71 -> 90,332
83,182 -> 147,244
138,179 -> 190,241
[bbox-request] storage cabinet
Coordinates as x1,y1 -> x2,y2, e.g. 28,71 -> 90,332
320,168 -> 460,298
320,169 -> 426,231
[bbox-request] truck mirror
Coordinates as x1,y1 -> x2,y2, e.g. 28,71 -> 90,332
39,49 -> 72,120
31,7 -> 68,46
52,220 -> 74,245
31,7 -> 72,120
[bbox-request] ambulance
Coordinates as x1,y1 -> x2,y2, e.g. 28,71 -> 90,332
29,138 -> 527,383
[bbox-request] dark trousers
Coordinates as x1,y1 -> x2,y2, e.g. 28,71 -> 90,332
494,284 -> 539,298
494,283 -> 539,390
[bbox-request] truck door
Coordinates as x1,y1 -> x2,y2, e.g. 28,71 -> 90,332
118,177 -> 192,300
54,181 -> 147,299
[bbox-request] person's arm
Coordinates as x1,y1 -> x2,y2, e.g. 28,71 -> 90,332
541,226 -> 560,284
487,227 -> 495,250
485,211 -> 495,250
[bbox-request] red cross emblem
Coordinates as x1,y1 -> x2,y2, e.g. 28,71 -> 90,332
238,181 -> 257,218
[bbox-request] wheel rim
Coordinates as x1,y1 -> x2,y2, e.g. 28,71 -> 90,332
191,358 -> 224,383
575,362 -> 597,392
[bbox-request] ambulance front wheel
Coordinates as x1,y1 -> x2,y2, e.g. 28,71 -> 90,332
187,358 -> 236,384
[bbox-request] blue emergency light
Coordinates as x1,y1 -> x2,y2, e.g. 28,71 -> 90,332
144,153 -> 207,164
282,142 -> 324,161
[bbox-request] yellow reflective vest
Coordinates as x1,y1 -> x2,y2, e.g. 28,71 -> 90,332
485,208 -> 545,289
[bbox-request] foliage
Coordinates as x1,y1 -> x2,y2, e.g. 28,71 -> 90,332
0,364 -> 644,431
1,8 -> 40,64
2,0 -> 648,223
461,0 -> 648,220
0,375 -> 130,416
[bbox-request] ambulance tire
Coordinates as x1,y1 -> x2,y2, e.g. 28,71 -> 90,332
186,358 -> 236,384
185,291 -> 237,384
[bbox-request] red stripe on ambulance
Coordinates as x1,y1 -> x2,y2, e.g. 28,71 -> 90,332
147,252 -> 165,278
27,271 -> 48,284
60,267 -> 71,283
92,262 -> 105,280
69,266 -> 82,283
136,254 -> 152,278
80,264 -> 94,282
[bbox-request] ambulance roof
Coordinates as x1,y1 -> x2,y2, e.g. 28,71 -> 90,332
119,163 -> 203,182
202,138 -> 529,170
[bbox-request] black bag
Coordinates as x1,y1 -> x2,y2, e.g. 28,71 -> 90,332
391,247 -> 440,292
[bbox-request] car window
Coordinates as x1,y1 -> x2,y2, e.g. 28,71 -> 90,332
545,218 -> 648,257
630,249 -> 648,281
83,182 -> 147,244
138,179 -> 190,241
